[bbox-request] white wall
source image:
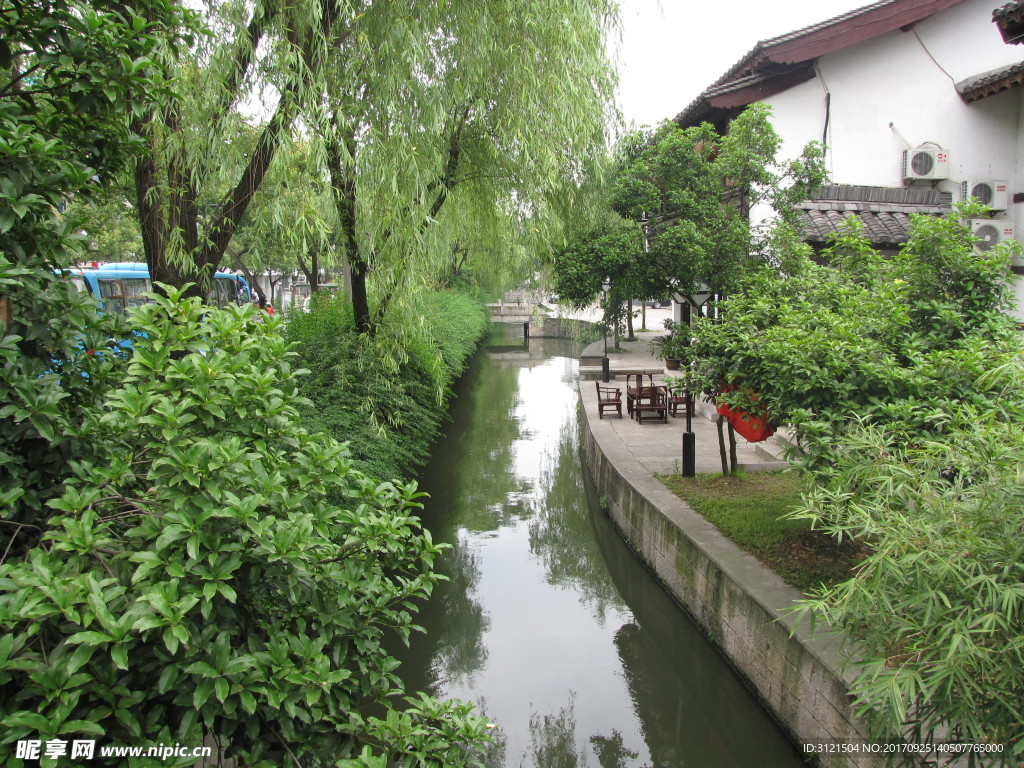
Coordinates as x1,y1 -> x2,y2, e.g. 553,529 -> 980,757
751,0 -> 1024,319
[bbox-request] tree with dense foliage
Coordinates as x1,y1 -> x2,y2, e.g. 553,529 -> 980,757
688,208 -> 1024,757
313,0 -> 618,335
550,104 -> 825,346
1,0 -> 196,546
609,104 -> 826,304
689,206 -> 1019,460
126,0 -> 617,336
551,220 -> 654,342
128,0 -> 351,297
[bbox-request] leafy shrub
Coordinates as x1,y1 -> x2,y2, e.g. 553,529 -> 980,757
285,290 -> 489,483
689,208 -> 1024,758
0,290 -> 490,766
1,0 -> 193,554
689,206 -> 1021,467
792,376 -> 1024,758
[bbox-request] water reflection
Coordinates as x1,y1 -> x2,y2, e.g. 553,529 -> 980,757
400,329 -> 805,768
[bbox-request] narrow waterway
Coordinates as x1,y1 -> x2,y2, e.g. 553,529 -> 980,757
400,329 -> 806,768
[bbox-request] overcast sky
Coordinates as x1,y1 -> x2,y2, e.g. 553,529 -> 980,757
613,0 -> 875,129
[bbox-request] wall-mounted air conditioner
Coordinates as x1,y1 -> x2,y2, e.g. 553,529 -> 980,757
903,148 -> 949,182
961,180 -> 1009,211
971,219 -> 1015,252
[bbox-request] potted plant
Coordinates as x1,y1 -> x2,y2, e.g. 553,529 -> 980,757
648,319 -> 689,370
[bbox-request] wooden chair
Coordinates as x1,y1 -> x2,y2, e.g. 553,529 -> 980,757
667,390 -> 694,418
595,382 -> 622,419
634,385 -> 668,424
625,373 -> 654,417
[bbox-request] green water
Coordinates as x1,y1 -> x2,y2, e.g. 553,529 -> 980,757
400,330 -> 806,768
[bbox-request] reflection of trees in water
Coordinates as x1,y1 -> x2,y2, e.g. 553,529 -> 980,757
433,360 -> 530,534
389,533 -> 488,696
526,418 -> 622,618
523,696 -> 587,768
589,730 -> 645,768
429,540 -> 489,684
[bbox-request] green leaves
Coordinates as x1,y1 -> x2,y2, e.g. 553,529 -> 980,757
692,207 -> 1024,754
1,294 -> 486,766
607,104 -> 827,300
551,221 -> 647,320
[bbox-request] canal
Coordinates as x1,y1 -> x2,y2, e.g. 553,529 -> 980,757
399,329 -> 807,768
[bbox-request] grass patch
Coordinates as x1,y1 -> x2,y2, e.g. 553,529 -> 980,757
659,471 -> 867,592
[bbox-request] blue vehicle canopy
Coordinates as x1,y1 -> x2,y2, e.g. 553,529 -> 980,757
67,263 -> 252,314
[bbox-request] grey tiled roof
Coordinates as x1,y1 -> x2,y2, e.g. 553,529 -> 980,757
994,1 -> 1024,22
993,1 -> 1024,43
794,185 -> 952,247
957,60 -> 1024,101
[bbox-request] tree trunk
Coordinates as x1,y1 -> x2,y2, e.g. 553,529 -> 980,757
728,422 -> 738,474
131,0 -> 347,299
626,299 -> 635,339
716,415 -> 730,477
326,116 -> 372,333
296,249 -> 319,291
350,259 -> 371,335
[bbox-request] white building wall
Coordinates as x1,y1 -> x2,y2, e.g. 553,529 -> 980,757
749,0 -> 1024,319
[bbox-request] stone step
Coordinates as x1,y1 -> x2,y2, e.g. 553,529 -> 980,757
754,440 -> 785,463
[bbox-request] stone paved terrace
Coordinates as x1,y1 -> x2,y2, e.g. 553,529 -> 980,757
576,326 -> 789,475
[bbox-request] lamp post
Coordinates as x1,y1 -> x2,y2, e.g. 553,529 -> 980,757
669,284 -> 712,479
600,281 -> 611,383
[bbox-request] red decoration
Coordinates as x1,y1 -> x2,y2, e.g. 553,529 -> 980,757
716,390 -> 775,443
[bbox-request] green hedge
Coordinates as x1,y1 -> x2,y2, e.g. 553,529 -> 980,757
285,290 -> 490,483
1,290 -> 492,767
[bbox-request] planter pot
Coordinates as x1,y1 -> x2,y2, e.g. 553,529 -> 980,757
665,358 -> 681,370
717,391 -> 775,443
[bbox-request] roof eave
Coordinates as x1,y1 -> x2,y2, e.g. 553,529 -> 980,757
676,0 -> 968,128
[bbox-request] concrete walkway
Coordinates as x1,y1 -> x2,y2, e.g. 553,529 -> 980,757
574,320 -> 787,476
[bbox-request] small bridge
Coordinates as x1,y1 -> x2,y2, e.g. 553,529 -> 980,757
486,302 -> 547,324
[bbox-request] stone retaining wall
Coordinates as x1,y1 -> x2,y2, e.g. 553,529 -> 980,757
579,408 -> 877,768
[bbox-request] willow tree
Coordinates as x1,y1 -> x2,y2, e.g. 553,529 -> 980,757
129,0 -> 354,295
311,0 -> 619,335
129,0 -> 617,320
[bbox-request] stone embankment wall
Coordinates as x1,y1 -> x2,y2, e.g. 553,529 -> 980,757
579,411 -> 877,768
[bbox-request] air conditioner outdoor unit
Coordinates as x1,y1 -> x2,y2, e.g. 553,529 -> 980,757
971,219 -> 1015,252
903,148 -> 950,182
961,180 -> 1009,211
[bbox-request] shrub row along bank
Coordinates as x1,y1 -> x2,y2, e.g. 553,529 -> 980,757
1,289 -> 493,767
284,290 -> 490,484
